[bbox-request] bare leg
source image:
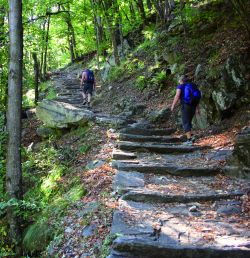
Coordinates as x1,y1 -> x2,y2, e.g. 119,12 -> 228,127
81,92 -> 87,104
87,93 -> 91,103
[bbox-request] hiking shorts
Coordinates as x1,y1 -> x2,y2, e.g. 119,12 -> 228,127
81,82 -> 94,95
181,104 -> 196,132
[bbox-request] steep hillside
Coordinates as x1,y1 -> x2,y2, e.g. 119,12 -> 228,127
91,1 -> 249,131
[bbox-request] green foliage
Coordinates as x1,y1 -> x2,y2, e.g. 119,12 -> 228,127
79,144 -> 91,154
0,113 -> 6,201
150,71 -> 167,89
135,75 -> 147,91
100,234 -> 118,258
107,58 -> 145,82
46,87 -> 57,100
23,219 -> 53,252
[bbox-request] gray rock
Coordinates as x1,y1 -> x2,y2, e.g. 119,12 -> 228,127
82,224 -> 97,237
95,115 -> 128,128
146,108 -> 171,123
36,126 -> 55,138
79,202 -> 99,217
189,205 -> 198,212
36,100 -> 94,128
225,127 -> 250,178
111,211 -> 153,236
65,227 -> 73,234
113,171 -> 145,192
86,160 -> 105,170
217,205 -> 241,216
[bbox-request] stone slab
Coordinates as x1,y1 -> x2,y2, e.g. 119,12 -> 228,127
122,190 -> 244,203
117,141 -> 204,154
112,149 -> 137,160
113,171 -> 145,192
120,128 -> 176,136
118,133 -> 183,143
115,162 -> 219,177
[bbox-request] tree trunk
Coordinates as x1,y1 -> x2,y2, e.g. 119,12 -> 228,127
43,15 -> 50,80
136,0 -> 146,21
100,0 -> 120,65
6,0 -> 23,255
62,4 -> 77,63
147,0 -> 152,11
0,6 -> 5,47
129,0 -> 137,22
32,52 -> 39,105
91,0 -> 100,68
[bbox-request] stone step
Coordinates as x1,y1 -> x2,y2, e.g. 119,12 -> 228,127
122,189 -> 244,203
113,171 -> 247,199
55,98 -> 82,104
118,133 -> 183,143
120,127 -> 176,136
95,116 -> 136,128
110,236 -> 250,258
112,149 -> 137,160
112,161 -> 219,177
117,141 -> 205,154
110,200 -> 250,258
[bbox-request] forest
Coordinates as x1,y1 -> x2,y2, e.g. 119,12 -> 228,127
0,0 -> 250,257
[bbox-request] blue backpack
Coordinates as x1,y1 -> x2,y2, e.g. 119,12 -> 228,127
183,83 -> 201,106
84,69 -> 94,83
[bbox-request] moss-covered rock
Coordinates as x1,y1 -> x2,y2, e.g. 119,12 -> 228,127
225,127 -> 250,178
36,100 -> 94,128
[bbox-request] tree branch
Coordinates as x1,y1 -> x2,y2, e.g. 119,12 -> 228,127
25,10 -> 70,24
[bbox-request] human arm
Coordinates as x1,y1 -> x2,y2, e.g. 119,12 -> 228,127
80,71 -> 87,86
196,105 -> 200,115
171,89 -> 181,111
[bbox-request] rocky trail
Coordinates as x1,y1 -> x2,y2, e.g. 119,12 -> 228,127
42,71 -> 250,258
109,126 -> 250,258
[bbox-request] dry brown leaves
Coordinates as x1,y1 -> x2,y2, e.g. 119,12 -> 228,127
82,164 -> 115,197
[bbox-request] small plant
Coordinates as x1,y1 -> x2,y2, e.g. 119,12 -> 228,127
46,88 -> 57,100
100,234 -> 119,258
79,144 -> 91,154
150,71 -> 167,89
135,75 -> 147,91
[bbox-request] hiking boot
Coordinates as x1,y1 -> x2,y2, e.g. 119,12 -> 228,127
87,102 -> 91,108
183,139 -> 193,146
82,100 -> 87,105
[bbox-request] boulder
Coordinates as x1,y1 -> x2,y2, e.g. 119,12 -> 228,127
210,54 -> 250,113
36,100 -> 94,128
225,127 -> 250,178
36,126 -> 55,138
101,40 -> 130,81
146,107 -> 171,123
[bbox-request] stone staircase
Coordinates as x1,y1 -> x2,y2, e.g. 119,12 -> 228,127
52,73 -> 83,105
108,124 -> 250,258
48,72 -> 250,257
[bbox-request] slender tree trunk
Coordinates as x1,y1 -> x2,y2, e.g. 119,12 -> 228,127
6,0 -> 23,255
0,6 -> 8,110
136,0 -> 146,21
43,15 -> 50,79
32,52 -> 39,105
91,0 -> 100,68
62,4 -> 77,63
147,0 -> 152,11
40,20 -> 46,81
0,6 -> 5,47
100,0 -> 120,65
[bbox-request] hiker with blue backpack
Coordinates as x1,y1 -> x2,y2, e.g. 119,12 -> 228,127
80,68 -> 95,107
171,75 -> 201,145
